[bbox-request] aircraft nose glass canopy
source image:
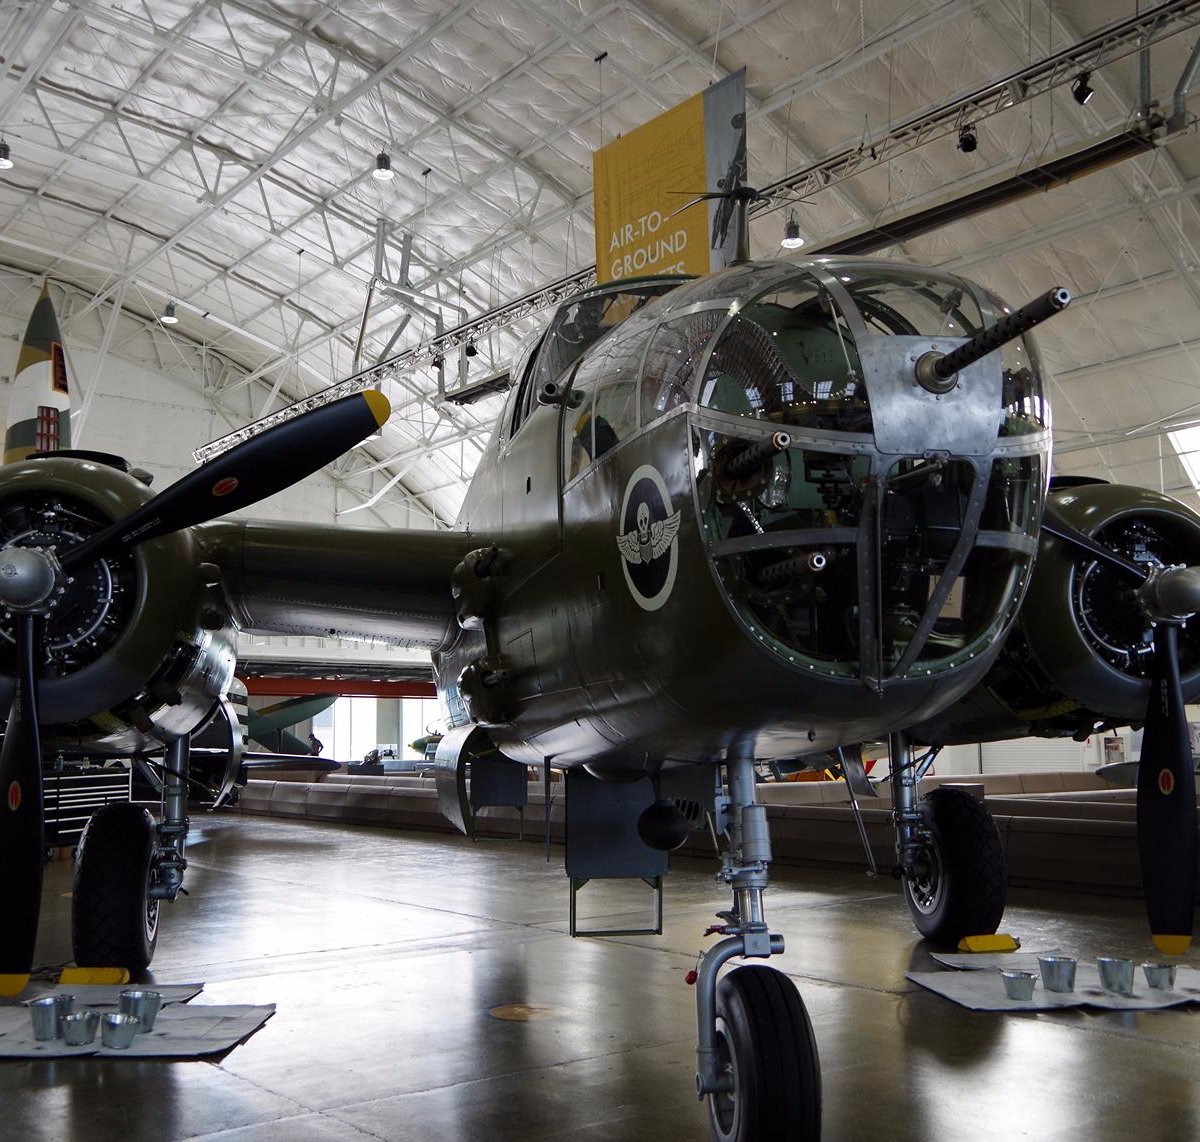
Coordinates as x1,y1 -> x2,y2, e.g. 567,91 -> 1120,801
697,276 -> 871,432
695,266 -> 1047,684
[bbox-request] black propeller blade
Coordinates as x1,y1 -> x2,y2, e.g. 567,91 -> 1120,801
1046,510 -> 1199,952
0,389 -> 390,990
1136,622 -> 1197,955
63,390 -> 389,572
0,615 -> 44,995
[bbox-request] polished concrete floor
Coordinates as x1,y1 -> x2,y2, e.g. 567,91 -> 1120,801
3,813 -> 1200,1142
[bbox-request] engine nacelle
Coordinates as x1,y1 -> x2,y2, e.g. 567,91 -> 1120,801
0,455 -> 236,753
909,480 -> 1200,744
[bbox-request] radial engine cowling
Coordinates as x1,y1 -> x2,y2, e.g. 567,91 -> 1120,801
0,455 -> 236,752
910,481 -> 1200,744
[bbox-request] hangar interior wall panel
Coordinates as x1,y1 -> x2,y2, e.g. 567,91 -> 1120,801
0,340 -> 434,531
929,743 -> 983,776
980,736 -> 1102,773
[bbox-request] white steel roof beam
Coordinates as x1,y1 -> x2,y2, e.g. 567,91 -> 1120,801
30,0 -> 340,291
51,0 -> 482,316
221,0 -> 580,206
227,0 -> 969,365
62,0 -> 303,101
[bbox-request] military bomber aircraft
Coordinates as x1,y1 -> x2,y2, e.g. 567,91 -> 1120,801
1,256 -> 1199,1142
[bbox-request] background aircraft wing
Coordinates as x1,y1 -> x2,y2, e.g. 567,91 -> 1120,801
253,694 -> 339,732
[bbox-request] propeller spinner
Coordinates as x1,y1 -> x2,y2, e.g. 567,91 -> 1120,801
0,390 -> 389,994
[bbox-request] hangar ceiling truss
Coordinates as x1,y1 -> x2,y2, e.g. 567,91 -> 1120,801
0,1 -> 1199,521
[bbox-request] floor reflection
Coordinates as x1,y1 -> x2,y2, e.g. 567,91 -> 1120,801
4,812 -> 1197,1141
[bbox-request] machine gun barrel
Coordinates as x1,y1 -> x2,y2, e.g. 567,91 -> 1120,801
915,286 -> 1071,393
724,432 -> 791,481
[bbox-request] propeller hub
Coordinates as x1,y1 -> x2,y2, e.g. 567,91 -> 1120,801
0,545 -> 62,613
1137,564 -> 1200,622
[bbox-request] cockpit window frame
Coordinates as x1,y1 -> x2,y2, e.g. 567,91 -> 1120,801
508,277 -> 689,445
506,330 -> 547,442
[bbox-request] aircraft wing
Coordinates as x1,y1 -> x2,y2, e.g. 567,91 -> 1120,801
247,696 -> 339,753
199,520 -> 476,648
237,752 -> 342,774
247,725 -> 311,756
254,694 -> 339,731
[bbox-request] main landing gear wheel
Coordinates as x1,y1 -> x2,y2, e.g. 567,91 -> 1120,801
707,965 -> 821,1142
72,803 -> 160,971
903,787 -> 1006,944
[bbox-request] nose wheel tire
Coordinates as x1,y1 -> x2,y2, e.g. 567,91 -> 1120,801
71,803 -> 160,971
707,965 -> 821,1142
902,787 -> 1006,944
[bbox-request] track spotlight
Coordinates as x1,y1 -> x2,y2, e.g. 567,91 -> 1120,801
957,124 -> 978,154
464,339 -> 478,357
372,151 -> 394,181
1071,71 -> 1095,106
0,140 -> 12,170
159,300 -> 179,325
780,212 -> 805,250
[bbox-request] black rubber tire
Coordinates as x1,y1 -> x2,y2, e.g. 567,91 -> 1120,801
707,965 -> 821,1142
902,787 -> 1007,944
71,803 -> 160,971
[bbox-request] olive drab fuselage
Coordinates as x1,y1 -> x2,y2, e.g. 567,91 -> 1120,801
438,258 -> 1052,773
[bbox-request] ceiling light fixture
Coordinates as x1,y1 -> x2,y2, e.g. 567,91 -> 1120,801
160,300 -> 179,325
373,151 -> 394,181
1071,71 -> 1095,106
780,212 -> 805,250
464,339 -> 478,357
957,124 -> 978,154
0,140 -> 12,170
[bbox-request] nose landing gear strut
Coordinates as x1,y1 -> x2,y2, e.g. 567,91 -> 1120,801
694,745 -> 821,1142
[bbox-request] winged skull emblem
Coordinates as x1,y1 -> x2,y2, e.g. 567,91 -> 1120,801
617,501 -> 681,565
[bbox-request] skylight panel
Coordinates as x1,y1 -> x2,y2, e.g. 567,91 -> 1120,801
1168,426 -> 1200,489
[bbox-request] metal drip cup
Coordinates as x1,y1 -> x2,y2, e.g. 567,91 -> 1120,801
61,1011 -> 100,1045
118,989 -> 162,1032
100,1012 -> 140,1049
1142,962 -> 1177,990
1038,956 -> 1076,993
28,997 -> 60,1040
1096,957 -> 1135,996
53,993 -> 76,1017
999,969 -> 1037,1000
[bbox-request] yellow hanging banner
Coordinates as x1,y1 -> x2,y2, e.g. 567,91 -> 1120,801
593,70 -> 746,285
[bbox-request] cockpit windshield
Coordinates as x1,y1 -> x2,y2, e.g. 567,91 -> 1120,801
528,279 -> 684,394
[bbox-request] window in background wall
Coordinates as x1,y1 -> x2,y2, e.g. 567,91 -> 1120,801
320,697 -> 447,762
402,697 -> 444,759
329,697 -> 380,762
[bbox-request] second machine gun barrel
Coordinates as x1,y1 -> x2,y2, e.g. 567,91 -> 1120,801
914,285 -> 1071,394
